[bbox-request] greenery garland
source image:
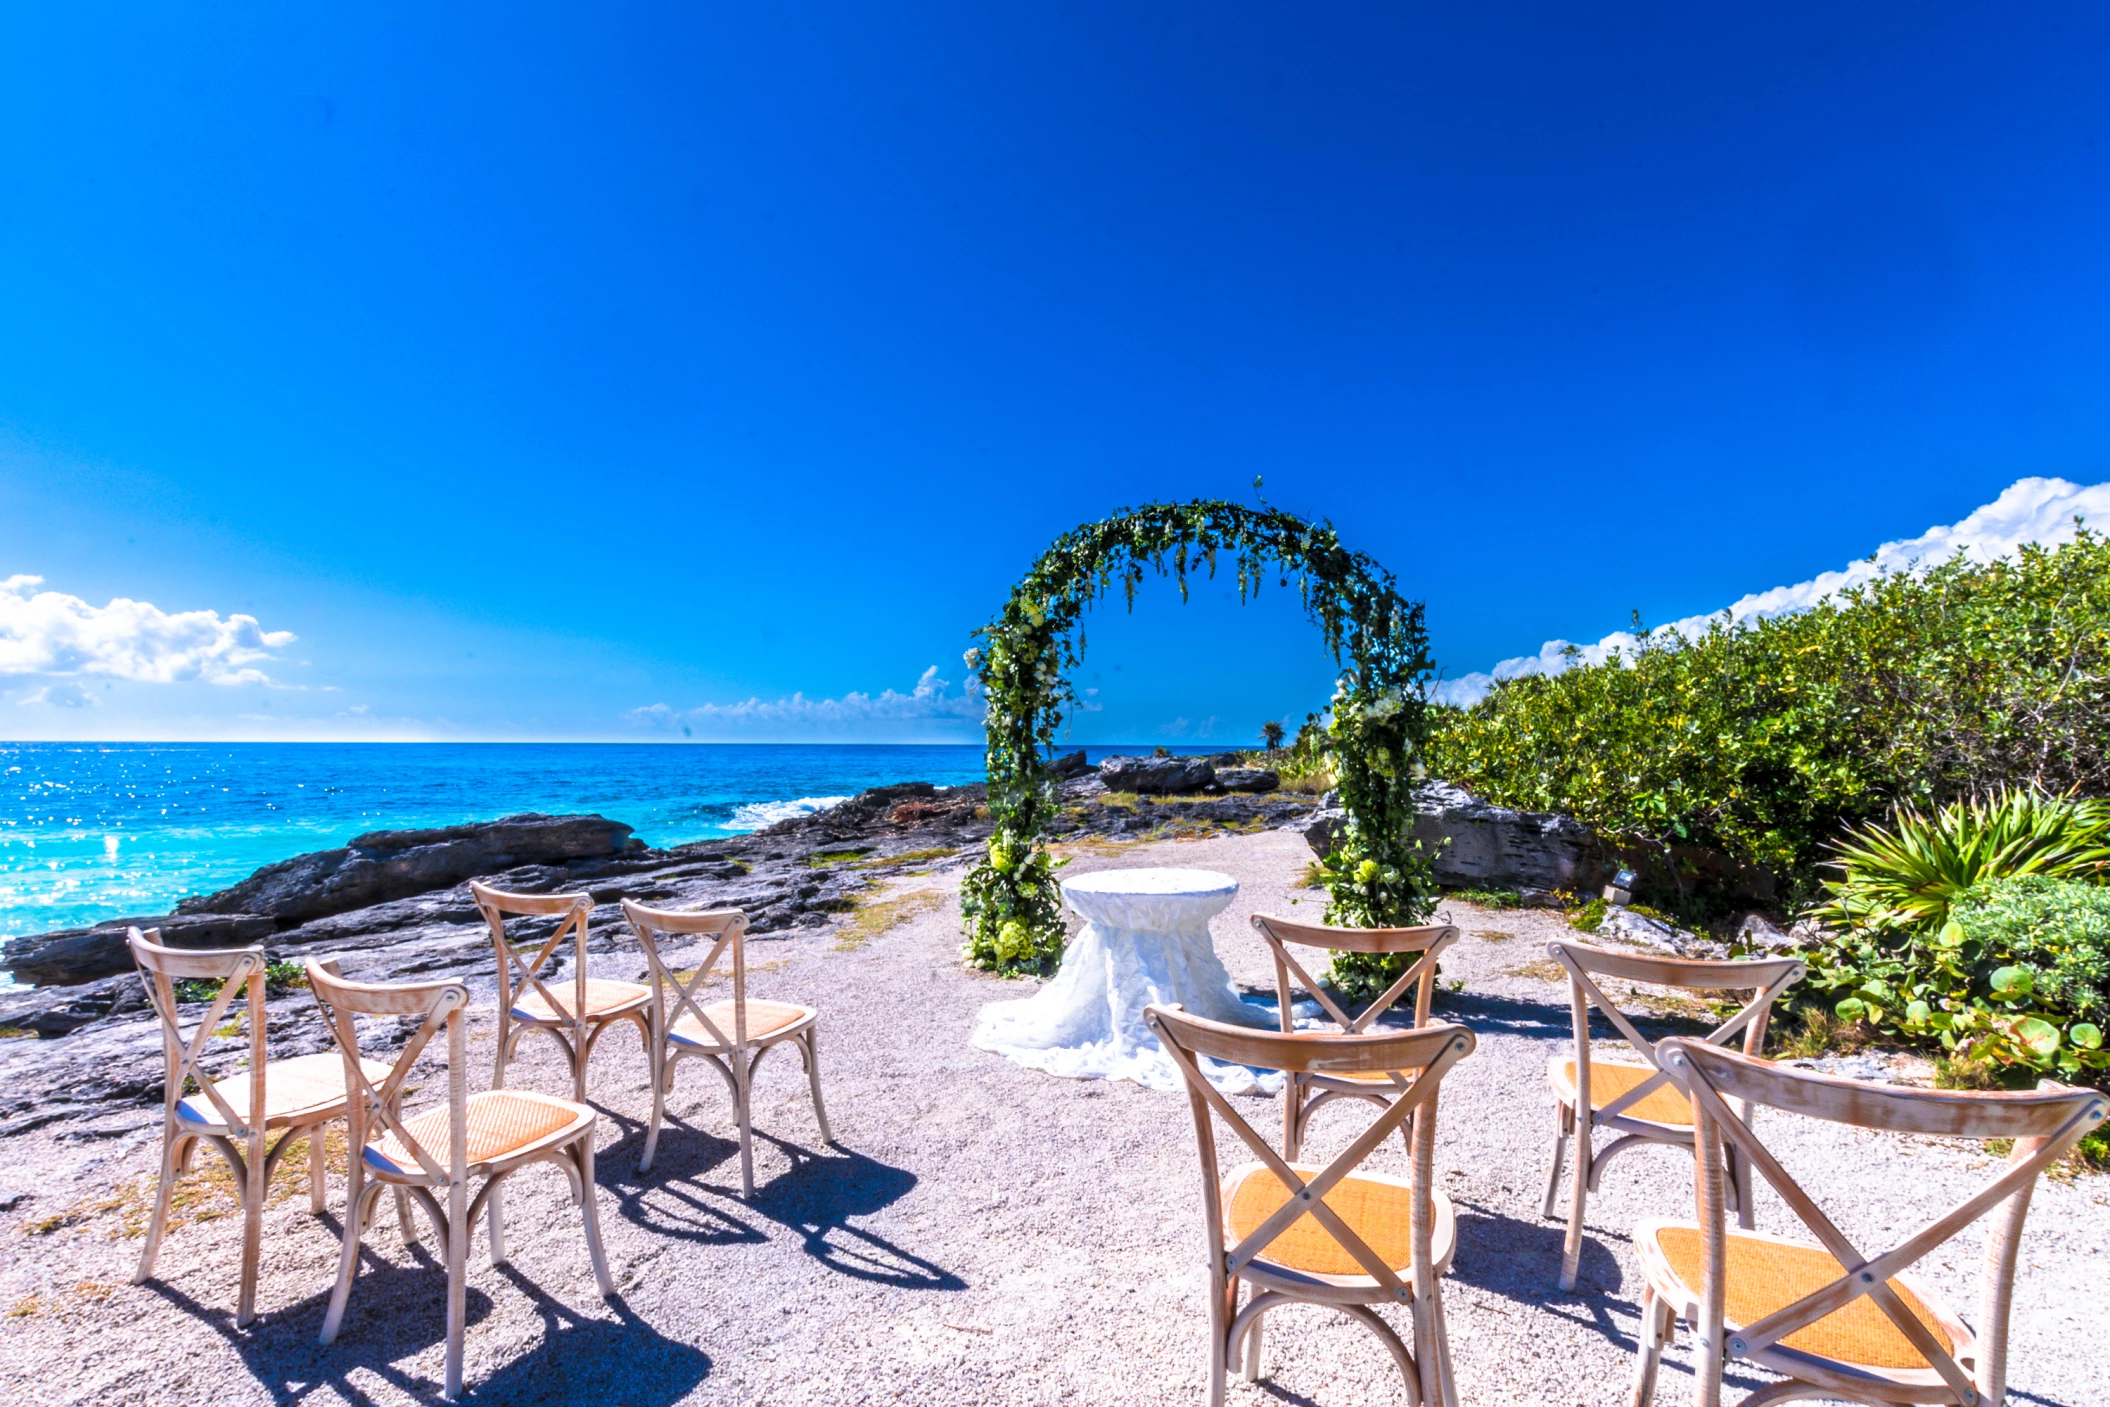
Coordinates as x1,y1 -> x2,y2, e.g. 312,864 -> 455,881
960,499 -> 1438,998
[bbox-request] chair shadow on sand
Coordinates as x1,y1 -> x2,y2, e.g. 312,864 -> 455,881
149,1213 -> 711,1405
598,1113 -> 965,1293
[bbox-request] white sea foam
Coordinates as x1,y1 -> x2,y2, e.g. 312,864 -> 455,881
727,795 -> 849,831
1434,476 -> 2110,706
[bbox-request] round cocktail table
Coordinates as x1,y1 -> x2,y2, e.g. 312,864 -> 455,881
970,866 -> 1279,1093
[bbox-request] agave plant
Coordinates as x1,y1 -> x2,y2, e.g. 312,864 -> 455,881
1806,788 -> 2110,934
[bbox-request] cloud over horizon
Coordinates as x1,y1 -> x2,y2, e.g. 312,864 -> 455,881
629,665 -> 985,738
1433,476 -> 2110,706
0,575 -> 296,687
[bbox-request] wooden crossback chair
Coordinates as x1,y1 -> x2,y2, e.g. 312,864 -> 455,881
1146,1002 -> 1475,1407
622,900 -> 832,1196
471,881 -> 652,1103
307,958 -> 614,1400
1631,1038 -> 2106,1407
129,929 -> 391,1326
1544,940 -> 1804,1290
1250,913 -> 1459,1160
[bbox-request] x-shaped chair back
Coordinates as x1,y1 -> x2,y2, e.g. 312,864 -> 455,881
1659,1038 -> 2105,1406
1251,914 -> 1459,1159
306,958 -> 471,1187
623,900 -> 750,1051
471,882 -> 592,1036
1148,1002 -> 1474,1407
1251,913 -> 1458,1036
1550,941 -> 1803,1133
130,930 -> 268,1137
1543,939 -> 1804,1288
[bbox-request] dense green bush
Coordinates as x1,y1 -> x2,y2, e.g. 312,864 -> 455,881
1950,876 -> 2110,1023
1806,789 -> 2110,933
1426,531 -> 2110,903
1803,874 -> 2109,1087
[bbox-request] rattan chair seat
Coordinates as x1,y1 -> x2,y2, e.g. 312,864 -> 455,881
668,998 -> 811,1049
1222,1162 -> 1456,1280
1638,1219 -> 1957,1370
174,1052 -> 394,1129
366,1089 -> 591,1178
510,977 -> 652,1023
1548,1056 -> 1694,1126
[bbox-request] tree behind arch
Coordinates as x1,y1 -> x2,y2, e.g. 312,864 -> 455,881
959,499 -> 1439,998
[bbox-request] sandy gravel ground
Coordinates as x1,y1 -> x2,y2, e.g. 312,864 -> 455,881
1,827 -> 2104,1406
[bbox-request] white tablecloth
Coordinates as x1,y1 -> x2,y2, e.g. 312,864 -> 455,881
971,866 -> 1282,1093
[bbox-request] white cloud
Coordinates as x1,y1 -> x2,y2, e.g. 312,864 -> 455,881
0,575 -> 296,686
1434,476 -> 2110,707
17,681 -> 98,708
630,665 -> 985,736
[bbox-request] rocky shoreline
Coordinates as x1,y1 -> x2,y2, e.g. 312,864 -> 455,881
0,765 -> 1324,1135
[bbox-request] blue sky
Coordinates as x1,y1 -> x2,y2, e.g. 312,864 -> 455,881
2,3 -> 2108,743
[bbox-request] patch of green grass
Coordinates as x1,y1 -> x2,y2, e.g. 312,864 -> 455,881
1506,958 -> 1567,983
834,890 -> 948,952
1448,887 -> 1522,909
1767,1008 -> 1869,1060
0,1027 -> 32,1039
1570,899 -> 1607,933
1099,792 -> 1141,811
808,848 -> 876,867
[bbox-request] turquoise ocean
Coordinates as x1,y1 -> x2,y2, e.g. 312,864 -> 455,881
0,743 -> 999,949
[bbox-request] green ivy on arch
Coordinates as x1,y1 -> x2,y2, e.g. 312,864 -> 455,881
960,499 -> 1439,999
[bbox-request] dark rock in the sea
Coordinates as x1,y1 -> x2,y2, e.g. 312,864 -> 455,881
1100,754 -> 1214,795
176,813 -> 638,927
1214,767 -> 1279,794
1048,750 -> 1091,780
3,912 -> 279,987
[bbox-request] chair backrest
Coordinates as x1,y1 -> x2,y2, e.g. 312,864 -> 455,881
1146,1003 -> 1476,1300
306,958 -> 472,1184
1660,1037 -> 2105,1403
129,929 -> 268,1134
1250,913 -> 1459,1035
1548,939 -> 1803,1128
470,881 -> 594,1029
621,901 -> 749,1047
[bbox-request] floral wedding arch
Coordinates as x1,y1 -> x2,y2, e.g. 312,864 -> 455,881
959,499 -> 1438,997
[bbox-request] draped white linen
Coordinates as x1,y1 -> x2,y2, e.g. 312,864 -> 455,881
971,867 -> 1283,1093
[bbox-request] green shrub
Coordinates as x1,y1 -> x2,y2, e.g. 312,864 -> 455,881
1949,876 -> 2110,1022
1425,532 -> 2110,903
1570,899 -> 1607,933
1806,790 -> 2110,934
1801,875 -> 2110,1087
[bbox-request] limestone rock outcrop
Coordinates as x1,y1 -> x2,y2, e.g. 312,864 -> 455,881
175,813 -> 641,927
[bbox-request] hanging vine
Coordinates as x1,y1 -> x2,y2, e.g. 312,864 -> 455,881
960,499 -> 1439,998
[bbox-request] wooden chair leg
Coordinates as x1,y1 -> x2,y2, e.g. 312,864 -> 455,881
133,1129 -> 181,1286
1282,1073 -> 1301,1162
803,1028 -> 835,1144
735,1051 -> 757,1198
640,1041 -> 667,1174
492,1013 -> 512,1091
444,1180 -> 468,1399
1629,1286 -> 1672,1407
319,1174 -> 371,1345
1241,1293 -> 1263,1383
308,1125 -> 328,1216
1207,1273 -> 1233,1407
1727,1144 -> 1756,1231
396,1188 -> 419,1247
236,1133 -> 265,1326
1561,1110 -> 1591,1291
1542,1102 -> 1571,1219
571,1019 -> 588,1104
1430,1288 -> 1460,1407
487,1177 -> 508,1267
575,1136 -> 616,1299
